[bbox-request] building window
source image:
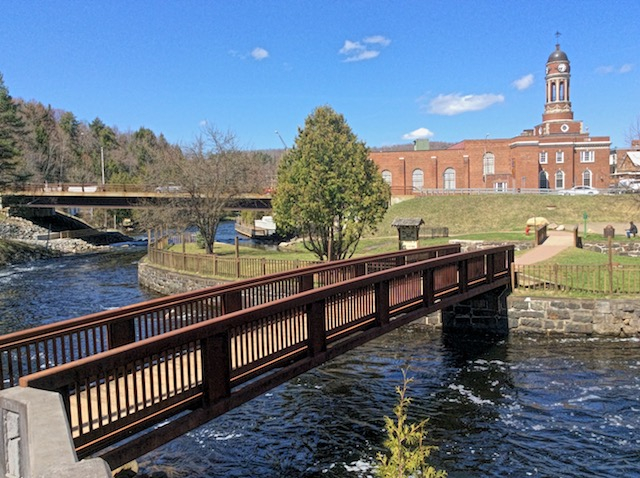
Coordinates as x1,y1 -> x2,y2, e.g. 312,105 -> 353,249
443,168 -> 456,190
539,151 -> 548,164
494,182 -> 507,192
556,151 -> 564,163
582,169 -> 592,187
381,170 -> 392,185
580,150 -> 595,163
555,170 -> 565,190
539,170 -> 549,189
483,152 -> 495,176
412,169 -> 424,191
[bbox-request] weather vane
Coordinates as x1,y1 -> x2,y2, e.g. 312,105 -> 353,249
555,31 -> 561,44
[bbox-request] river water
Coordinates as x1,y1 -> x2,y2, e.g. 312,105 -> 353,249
0,239 -> 638,477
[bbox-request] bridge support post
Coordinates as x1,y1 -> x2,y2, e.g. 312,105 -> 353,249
441,286 -> 510,336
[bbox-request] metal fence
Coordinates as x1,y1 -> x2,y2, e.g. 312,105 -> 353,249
514,264 -> 640,295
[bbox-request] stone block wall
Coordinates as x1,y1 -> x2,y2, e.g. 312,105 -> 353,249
138,262 -> 229,295
508,297 -> 640,336
582,240 -> 640,257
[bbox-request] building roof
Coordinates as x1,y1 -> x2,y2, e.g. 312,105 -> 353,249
627,151 -> 640,167
391,218 -> 424,228
548,43 -> 568,62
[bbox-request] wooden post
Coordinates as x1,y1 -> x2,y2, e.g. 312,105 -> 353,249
423,269 -> 435,307
201,333 -> 231,405
306,300 -> 327,356
108,319 -> 136,348
235,237 -> 240,278
608,236 -> 613,294
375,281 -> 390,326
459,259 -> 468,293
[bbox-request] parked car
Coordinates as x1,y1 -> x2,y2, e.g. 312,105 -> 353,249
559,186 -> 599,196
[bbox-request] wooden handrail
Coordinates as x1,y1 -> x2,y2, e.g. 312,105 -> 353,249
0,244 -> 460,389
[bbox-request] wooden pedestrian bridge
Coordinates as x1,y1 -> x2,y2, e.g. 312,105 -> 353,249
0,244 -> 513,473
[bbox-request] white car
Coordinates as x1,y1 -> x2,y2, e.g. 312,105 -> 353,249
560,186 -> 599,195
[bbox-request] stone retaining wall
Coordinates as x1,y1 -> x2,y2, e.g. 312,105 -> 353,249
582,240 -> 640,257
138,261 -> 229,295
507,296 -> 640,336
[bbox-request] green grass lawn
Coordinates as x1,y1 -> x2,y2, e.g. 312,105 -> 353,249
167,194 -> 640,266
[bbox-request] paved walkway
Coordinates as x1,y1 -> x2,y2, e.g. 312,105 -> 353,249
514,222 -> 635,265
515,230 -> 575,265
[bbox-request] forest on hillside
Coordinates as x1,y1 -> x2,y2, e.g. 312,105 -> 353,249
0,72 -> 281,191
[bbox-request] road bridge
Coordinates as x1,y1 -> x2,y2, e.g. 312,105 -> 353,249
0,245 -> 513,472
0,183 -> 272,210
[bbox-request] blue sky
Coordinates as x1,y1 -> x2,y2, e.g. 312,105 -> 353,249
2,1 -> 639,150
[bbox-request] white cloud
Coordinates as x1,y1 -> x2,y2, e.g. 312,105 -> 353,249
426,93 -> 505,116
402,128 -> 434,140
596,64 -> 633,74
363,35 -> 391,47
339,35 -> 390,62
596,65 -> 615,74
512,74 -> 534,91
251,47 -> 269,61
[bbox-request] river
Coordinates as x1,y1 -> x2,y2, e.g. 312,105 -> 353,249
0,233 -> 638,477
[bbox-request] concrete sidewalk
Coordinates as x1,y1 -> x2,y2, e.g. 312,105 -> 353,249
515,230 -> 575,265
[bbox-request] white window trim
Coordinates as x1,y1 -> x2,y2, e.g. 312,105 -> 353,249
580,150 -> 595,163
556,151 -> 564,163
539,151 -> 548,164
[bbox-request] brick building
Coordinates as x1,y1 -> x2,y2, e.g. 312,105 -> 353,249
371,43 -> 612,195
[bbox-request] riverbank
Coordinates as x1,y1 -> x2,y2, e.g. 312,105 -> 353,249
0,215 -> 113,266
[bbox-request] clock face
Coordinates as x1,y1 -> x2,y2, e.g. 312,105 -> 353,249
558,63 -> 567,73
545,67 -> 549,74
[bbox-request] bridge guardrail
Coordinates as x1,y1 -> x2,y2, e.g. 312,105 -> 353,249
19,245 -> 513,467
0,245 -> 460,390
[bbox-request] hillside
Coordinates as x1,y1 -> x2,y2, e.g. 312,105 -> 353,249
371,194 -> 640,236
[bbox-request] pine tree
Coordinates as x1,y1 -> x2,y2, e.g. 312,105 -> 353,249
376,369 -> 447,478
0,73 -> 24,188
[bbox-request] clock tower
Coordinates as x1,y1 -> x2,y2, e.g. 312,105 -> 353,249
535,40 -> 581,136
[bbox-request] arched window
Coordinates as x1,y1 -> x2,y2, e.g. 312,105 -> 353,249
559,81 -> 565,101
381,170 -> 392,185
582,169 -> 592,187
551,83 -> 557,102
483,152 -> 495,176
412,169 -> 424,191
555,170 -> 565,190
539,170 -> 549,189
443,168 -> 456,190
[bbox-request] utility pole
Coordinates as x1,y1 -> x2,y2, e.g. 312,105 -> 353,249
100,147 -> 105,186
275,130 -> 288,149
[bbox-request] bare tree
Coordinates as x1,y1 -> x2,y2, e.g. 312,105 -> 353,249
625,116 -> 640,146
144,126 -> 262,253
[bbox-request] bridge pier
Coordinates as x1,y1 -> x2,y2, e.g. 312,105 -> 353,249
441,285 -> 510,336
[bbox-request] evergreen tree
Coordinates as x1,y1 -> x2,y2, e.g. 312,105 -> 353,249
273,106 -> 390,261
0,73 -> 25,188
376,369 -> 447,478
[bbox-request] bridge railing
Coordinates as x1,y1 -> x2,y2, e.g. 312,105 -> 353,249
20,246 -> 513,465
0,245 -> 460,390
